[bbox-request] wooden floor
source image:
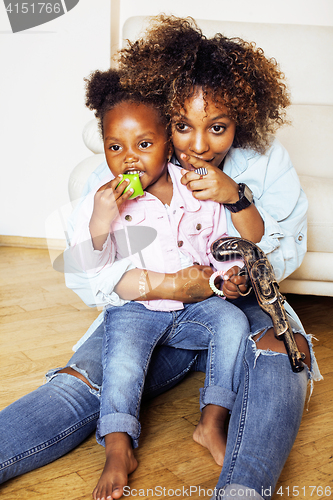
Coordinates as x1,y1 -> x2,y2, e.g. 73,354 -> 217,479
0,246 -> 332,500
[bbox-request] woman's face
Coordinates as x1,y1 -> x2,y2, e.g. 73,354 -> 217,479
171,87 -> 236,170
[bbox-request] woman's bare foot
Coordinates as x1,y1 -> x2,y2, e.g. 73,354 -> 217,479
93,432 -> 138,500
193,404 -> 228,466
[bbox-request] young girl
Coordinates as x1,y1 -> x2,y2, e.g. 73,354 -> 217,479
70,69 -> 249,500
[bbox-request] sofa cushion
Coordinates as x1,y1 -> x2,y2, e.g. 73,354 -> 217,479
82,119 -> 104,154
299,175 -> 333,254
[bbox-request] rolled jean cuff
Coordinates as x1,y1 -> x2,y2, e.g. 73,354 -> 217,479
199,386 -> 236,412
212,484 -> 264,500
96,413 -> 141,448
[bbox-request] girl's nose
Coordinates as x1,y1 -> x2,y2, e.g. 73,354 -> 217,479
189,133 -> 209,155
124,151 -> 139,164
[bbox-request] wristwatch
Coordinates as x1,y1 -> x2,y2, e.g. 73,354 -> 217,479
224,183 -> 253,213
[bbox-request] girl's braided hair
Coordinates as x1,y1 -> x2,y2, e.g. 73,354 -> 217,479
117,15 -> 290,153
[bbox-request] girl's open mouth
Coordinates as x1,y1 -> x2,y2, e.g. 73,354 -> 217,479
124,170 -> 144,177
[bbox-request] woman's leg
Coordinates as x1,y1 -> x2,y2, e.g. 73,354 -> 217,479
0,320 -> 200,484
212,337 -> 308,500
210,296 -> 313,500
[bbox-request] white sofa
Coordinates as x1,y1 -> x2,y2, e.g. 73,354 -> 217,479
68,17 -> 333,297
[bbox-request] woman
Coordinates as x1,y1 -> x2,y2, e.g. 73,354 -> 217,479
0,15 -> 321,500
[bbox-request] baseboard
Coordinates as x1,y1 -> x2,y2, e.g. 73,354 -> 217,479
0,235 -> 66,250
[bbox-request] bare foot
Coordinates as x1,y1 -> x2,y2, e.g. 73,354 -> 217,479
93,433 -> 138,500
193,404 -> 228,466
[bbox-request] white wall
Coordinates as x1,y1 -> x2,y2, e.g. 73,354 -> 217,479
0,1 -> 111,239
1,0 -> 332,239
118,0 -> 333,44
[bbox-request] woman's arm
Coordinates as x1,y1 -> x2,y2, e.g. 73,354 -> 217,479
179,140 -> 307,281
115,265 -> 214,303
179,155 -> 264,244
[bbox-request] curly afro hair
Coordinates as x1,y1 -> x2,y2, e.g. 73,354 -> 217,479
117,15 -> 291,153
85,67 -> 169,138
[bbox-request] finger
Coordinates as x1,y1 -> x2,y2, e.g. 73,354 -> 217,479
180,153 -> 214,171
113,175 -> 130,196
229,274 -> 247,286
224,266 -> 241,280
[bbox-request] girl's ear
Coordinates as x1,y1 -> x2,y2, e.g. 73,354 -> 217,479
167,142 -> 174,162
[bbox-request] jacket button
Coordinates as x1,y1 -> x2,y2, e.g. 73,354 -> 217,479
178,241 -> 183,247
196,223 -> 202,230
298,235 -> 303,241
125,215 -> 132,221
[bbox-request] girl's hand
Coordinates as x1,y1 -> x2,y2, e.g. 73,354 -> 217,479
222,266 -> 249,300
180,153 -> 239,204
89,175 -> 133,250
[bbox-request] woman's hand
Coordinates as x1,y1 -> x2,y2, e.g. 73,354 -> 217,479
89,175 -> 133,250
222,266 -> 249,300
180,154 -> 239,204
180,153 -> 264,243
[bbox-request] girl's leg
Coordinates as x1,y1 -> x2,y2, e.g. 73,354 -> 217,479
94,303 -> 173,500
0,320 -> 199,484
166,298 -> 250,467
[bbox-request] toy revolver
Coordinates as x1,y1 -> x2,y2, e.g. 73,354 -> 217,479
211,236 -> 305,373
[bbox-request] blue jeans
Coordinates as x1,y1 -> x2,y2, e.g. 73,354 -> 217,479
98,298 -> 249,447
0,296 -> 314,499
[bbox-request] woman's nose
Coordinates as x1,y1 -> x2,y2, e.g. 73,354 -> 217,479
189,133 -> 209,155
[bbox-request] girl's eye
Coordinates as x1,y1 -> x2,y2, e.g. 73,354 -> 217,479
109,144 -> 121,151
139,141 -> 152,149
211,125 -> 226,133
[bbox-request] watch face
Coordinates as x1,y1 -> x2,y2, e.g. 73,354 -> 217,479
243,184 -> 253,203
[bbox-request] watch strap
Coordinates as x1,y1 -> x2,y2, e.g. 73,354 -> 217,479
224,183 -> 253,213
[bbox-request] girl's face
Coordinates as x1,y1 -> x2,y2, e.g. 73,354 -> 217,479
103,101 -> 170,190
171,87 -> 236,170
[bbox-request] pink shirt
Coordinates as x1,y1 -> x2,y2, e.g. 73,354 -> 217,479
71,162 -> 243,311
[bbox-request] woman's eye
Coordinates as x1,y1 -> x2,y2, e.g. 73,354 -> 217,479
109,144 -> 121,151
211,125 -> 225,133
139,141 -> 152,149
175,122 -> 189,132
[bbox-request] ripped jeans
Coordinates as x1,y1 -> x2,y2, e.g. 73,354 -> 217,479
0,295 -> 320,499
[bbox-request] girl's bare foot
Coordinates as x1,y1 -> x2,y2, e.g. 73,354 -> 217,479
193,404 -> 228,466
93,432 -> 138,500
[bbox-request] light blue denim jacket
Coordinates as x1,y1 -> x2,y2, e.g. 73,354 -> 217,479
65,138 -> 308,350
